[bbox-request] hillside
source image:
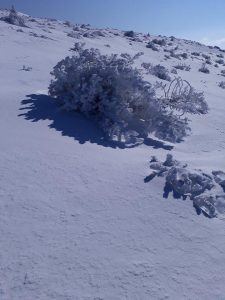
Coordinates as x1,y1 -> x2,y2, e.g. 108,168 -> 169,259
0,9 -> 225,300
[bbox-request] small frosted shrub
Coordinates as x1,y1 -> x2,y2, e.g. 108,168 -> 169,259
2,5 -> 26,27
218,81 -> 225,89
221,70 -> 225,77
159,78 -> 208,115
180,53 -> 188,59
142,63 -> 171,81
174,64 -> 191,71
215,59 -> 224,65
151,65 -> 171,81
170,50 -> 180,60
202,54 -> 210,60
146,42 -> 159,51
191,52 -> 200,56
67,31 -> 81,39
124,30 -> 135,38
199,63 -> 210,74
205,59 -> 212,65
64,21 -> 72,27
171,68 -> 178,74
21,65 -> 32,71
152,38 -> 166,46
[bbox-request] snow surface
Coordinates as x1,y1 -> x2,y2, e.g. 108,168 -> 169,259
0,9 -> 225,299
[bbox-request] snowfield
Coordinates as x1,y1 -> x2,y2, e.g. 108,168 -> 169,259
0,9 -> 225,300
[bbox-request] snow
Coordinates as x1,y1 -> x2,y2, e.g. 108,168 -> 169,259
1,9 -> 225,299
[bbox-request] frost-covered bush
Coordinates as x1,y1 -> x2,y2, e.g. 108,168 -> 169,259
202,54 -> 210,60
215,59 -> 224,65
146,42 -> 159,51
49,45 -> 195,143
67,31 -> 81,39
150,65 -> 171,81
191,52 -> 200,56
159,78 -> 208,115
174,64 -> 191,71
171,68 -> 178,74
49,44 -> 208,144
21,65 -> 32,71
169,50 -> 181,60
199,63 -> 210,74
147,155 -> 225,218
124,30 -> 135,38
152,38 -> 166,46
142,63 -> 171,81
2,5 -> 26,27
64,21 -> 73,27
180,52 -> 188,59
220,70 -> 225,77
205,59 -> 212,65
218,81 -> 225,89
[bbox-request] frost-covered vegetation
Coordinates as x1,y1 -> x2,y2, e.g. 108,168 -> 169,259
49,44 -> 208,144
147,155 -> 225,218
158,78 -> 208,115
199,63 -> 210,74
173,63 -> 191,71
1,6 -> 26,27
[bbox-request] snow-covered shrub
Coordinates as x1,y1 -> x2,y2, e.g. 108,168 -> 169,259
218,81 -> 225,89
150,65 -> 171,81
159,78 -> 208,115
212,171 -> 225,191
146,42 -> 159,51
152,112 -> 189,142
174,64 -> 191,71
21,65 -> 32,71
171,68 -> 178,74
217,53 -> 224,58
152,38 -> 166,46
141,62 -> 152,71
220,70 -> 225,77
49,45 -> 195,143
124,30 -> 135,38
64,20 -> 72,27
67,31 -> 81,39
166,167 -> 214,197
169,50 -> 181,60
202,54 -> 210,60
180,52 -> 188,59
147,155 -> 225,218
164,54 -> 171,60
191,52 -> 200,56
142,63 -> 171,81
199,63 -> 210,74
215,59 -> 224,65
205,59 -> 212,65
70,42 -> 85,52
2,5 -> 26,27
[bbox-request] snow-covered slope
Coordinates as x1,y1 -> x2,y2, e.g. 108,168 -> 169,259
0,9 -> 225,299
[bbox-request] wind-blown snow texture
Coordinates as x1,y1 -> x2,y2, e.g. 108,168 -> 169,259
0,9 -> 225,300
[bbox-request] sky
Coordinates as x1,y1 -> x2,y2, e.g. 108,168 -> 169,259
1,0 -> 225,48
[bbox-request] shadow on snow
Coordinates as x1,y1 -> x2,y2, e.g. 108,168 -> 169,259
19,94 -> 174,150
